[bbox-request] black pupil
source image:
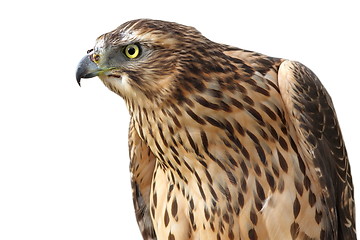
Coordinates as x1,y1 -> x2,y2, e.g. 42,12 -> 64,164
128,47 -> 136,55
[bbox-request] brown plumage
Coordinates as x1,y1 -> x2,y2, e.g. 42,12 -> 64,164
76,19 -> 356,240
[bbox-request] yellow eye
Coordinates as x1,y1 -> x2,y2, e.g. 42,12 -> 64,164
124,44 -> 140,59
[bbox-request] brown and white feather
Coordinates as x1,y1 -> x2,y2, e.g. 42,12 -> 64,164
80,19 -> 356,240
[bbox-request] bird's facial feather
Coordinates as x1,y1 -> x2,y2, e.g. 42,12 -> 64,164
78,19 -> 210,108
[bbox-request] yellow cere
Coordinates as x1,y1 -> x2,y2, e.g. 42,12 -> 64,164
92,54 -> 100,63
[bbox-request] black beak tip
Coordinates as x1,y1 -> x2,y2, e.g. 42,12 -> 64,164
76,64 -> 84,87
76,76 -> 82,87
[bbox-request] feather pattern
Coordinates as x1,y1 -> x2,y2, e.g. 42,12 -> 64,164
278,61 -> 356,239
77,19 -> 356,240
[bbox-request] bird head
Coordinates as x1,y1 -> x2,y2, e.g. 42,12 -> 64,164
76,19 -> 217,108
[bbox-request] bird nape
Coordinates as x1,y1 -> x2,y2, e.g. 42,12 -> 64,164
76,19 -> 356,240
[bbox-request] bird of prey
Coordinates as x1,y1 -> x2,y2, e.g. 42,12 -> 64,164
76,19 -> 356,240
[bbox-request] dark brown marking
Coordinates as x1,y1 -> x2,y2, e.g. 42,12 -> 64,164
290,135 -> 299,153
248,228 -> 258,240
194,170 -> 201,183
222,137 -> 231,148
254,164 -> 262,176
227,202 -> 234,214
210,222 -> 215,231
243,95 -> 254,105
238,192 -> 244,208
278,150 -> 288,173
230,97 -> 244,110
278,178 -> 285,193
218,184 -> 232,201
241,145 -> 250,160
223,213 -> 230,223
195,95 -> 220,110
189,198 -> 194,210
259,128 -> 269,141
209,88 -> 223,98
200,130 -> 208,150
170,145 -> 179,156
198,183 -> 207,201
220,101 -> 232,112
205,116 -> 224,129
172,154 -> 181,165
171,198 -> 178,218
184,76 -> 206,92
240,161 -> 249,178
185,128 -> 199,154
256,145 -> 267,165
185,107 -> 206,125
164,209 -> 169,227
223,119 -> 234,134
234,121 -> 245,136
184,97 -> 194,107
295,181 -> 304,196
250,210 -> 258,225
197,158 -> 208,168
184,159 -> 193,172
256,180 -> 265,201
226,170 -> 237,185
293,197 -> 300,218
167,184 -> 174,201
204,206 -> 210,220
227,153 -> 238,168
245,78 -> 257,87
272,165 -> 279,178
304,175 -> 311,190
279,136 -> 289,151
171,114 -> 182,128
261,104 -> 277,120
315,209 -> 323,224
153,192 -> 157,208
266,79 -> 280,93
247,107 -> 265,126
290,222 -> 300,239
309,190 -> 316,207
205,169 -> 213,184
168,232 -> 175,240
235,83 -> 247,93
219,221 -> 224,233
170,103 -> 182,116
268,124 -> 278,140
241,177 -> 247,193
247,130 -> 260,145
138,126 -> 145,140
228,229 -> 235,240
168,125 -> 175,135
320,229 -> 325,240
265,171 -> 276,191
297,156 -> 306,175
254,86 -> 270,96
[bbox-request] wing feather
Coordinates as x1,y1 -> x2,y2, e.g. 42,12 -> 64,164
278,60 -> 356,239
129,119 -> 157,240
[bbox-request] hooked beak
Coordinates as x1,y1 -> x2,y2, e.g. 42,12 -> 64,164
75,54 -> 102,86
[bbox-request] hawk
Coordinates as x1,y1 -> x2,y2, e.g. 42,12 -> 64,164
76,19 -> 356,240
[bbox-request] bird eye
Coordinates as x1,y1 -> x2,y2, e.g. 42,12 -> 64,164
124,44 -> 140,59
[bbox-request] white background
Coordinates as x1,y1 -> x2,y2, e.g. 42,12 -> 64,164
1,0 -> 359,239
